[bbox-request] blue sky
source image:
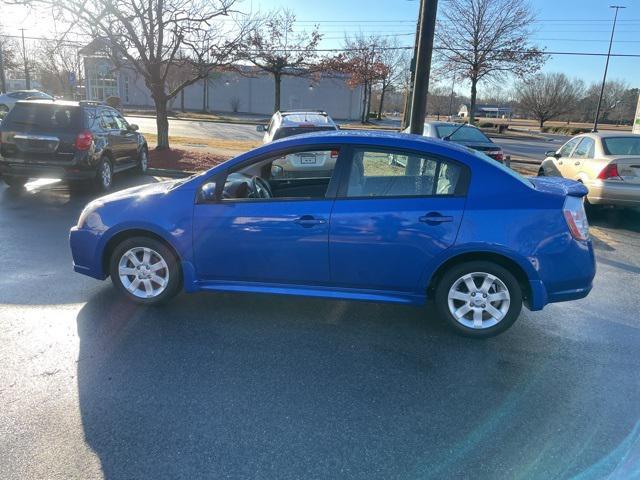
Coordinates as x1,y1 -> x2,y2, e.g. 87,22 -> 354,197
1,0 -> 638,94
251,0 -> 640,93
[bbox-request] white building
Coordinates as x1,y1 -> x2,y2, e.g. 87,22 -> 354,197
80,42 -> 363,120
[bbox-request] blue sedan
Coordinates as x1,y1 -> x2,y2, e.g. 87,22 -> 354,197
69,131 -> 595,337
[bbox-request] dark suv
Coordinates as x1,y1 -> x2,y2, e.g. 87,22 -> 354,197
0,100 -> 148,191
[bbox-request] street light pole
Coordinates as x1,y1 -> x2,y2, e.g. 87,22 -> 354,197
593,5 -> 625,132
408,0 -> 439,136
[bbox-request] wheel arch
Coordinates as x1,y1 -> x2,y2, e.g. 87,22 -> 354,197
102,228 -> 182,278
426,251 -> 534,308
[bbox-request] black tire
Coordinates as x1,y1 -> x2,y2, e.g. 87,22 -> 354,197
95,158 -> 113,192
109,236 -> 182,305
537,167 -> 545,176
434,260 -> 523,338
2,176 -> 28,188
137,146 -> 149,174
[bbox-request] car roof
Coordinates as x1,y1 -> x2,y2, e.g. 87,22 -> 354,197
424,121 -> 478,128
579,131 -> 638,139
257,130 -> 475,157
15,99 -> 77,106
278,111 -> 335,127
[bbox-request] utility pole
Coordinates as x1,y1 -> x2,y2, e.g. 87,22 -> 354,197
401,15 -> 422,129
408,0 -> 439,136
593,5 -> 625,132
20,28 -> 31,90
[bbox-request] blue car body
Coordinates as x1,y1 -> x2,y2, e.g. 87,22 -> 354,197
69,131 -> 595,310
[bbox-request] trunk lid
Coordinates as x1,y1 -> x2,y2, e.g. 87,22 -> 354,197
529,177 -> 588,198
609,156 -> 640,184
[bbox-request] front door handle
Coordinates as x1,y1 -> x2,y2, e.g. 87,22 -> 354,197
574,161 -> 581,166
419,212 -> 453,225
294,215 -> 326,228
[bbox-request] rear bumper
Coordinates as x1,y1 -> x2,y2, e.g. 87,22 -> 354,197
0,160 -> 95,180
585,179 -> 640,207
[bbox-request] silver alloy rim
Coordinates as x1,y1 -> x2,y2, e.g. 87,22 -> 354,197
118,247 -> 169,299
101,161 -> 112,188
140,150 -> 148,172
447,272 -> 510,329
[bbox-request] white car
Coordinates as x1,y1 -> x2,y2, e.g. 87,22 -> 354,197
0,90 -> 54,114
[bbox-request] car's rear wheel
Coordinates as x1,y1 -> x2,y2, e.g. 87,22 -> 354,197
2,176 -> 29,188
435,261 -> 522,338
95,158 -> 113,192
109,236 -> 181,305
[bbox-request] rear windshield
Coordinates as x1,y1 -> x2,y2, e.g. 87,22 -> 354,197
601,137 -> 640,156
282,114 -> 333,126
436,125 -> 490,142
2,103 -> 81,132
273,126 -> 336,140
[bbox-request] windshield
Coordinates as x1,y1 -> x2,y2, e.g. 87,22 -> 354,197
436,125 -> 490,142
601,136 -> 640,156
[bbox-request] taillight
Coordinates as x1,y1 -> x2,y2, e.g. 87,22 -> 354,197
492,150 -> 504,161
75,130 -> 93,151
330,149 -> 339,158
597,163 -> 620,180
563,196 -> 589,241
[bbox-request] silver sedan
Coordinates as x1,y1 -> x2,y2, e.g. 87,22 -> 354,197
539,132 -> 640,208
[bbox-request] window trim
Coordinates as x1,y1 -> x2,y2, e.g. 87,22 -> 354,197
196,143 -> 348,204
334,144 -> 471,200
570,137 -> 595,159
558,137 -> 581,158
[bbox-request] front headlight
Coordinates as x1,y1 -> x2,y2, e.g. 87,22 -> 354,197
77,200 -> 103,228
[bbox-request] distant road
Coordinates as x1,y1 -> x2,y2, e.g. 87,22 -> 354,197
125,115 -> 262,141
494,135 -> 569,162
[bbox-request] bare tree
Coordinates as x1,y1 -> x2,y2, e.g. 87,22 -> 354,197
35,41 -> 82,98
325,34 -> 388,123
11,0 -> 250,149
243,9 -> 321,113
516,73 -> 584,128
0,33 -> 20,93
435,0 -> 545,123
375,37 -> 409,120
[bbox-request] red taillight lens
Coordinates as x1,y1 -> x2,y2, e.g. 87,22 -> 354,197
330,149 -> 339,158
492,150 -> 504,161
75,130 -> 93,151
563,196 -> 589,241
597,163 -> 620,180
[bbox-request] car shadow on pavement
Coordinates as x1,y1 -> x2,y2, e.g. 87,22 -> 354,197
73,287 -> 639,479
0,173 -> 161,306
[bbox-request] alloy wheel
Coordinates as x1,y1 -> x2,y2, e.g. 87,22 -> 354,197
101,161 -> 112,189
118,247 -> 170,299
447,272 -> 511,329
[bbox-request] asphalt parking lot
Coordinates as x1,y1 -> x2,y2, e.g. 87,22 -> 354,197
1,174 -> 639,480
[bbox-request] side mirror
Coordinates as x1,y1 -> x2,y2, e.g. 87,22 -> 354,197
335,124 -> 341,130
545,150 -> 560,158
271,164 -> 284,178
199,182 -> 217,202
256,124 -> 266,132
128,124 -> 139,131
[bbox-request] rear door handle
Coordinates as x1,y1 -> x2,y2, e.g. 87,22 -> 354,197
419,212 -> 453,225
294,215 -> 326,228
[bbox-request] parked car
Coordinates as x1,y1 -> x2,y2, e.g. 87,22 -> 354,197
257,110 -> 339,178
539,132 -> 640,208
70,131 -> 595,338
0,90 -> 54,114
404,122 -> 509,165
0,100 -> 148,191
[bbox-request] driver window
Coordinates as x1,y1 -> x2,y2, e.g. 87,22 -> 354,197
221,148 -> 340,201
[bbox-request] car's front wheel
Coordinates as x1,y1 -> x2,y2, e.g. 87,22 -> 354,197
109,236 -> 182,305
137,147 -> 149,174
435,261 -> 522,338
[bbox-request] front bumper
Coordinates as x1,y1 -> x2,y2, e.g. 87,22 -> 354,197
69,226 -> 107,280
585,179 -> 640,207
0,161 -> 95,180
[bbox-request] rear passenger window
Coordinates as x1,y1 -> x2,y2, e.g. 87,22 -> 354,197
343,149 -> 465,198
